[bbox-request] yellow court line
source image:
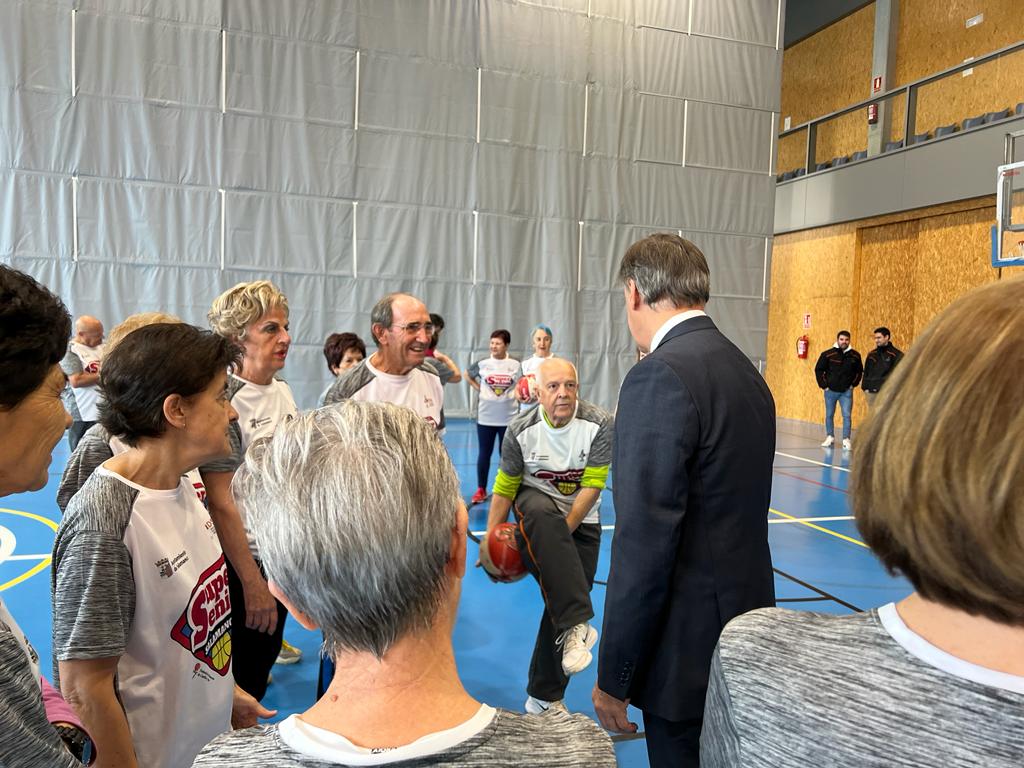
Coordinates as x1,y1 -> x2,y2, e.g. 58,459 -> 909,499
0,507 -> 59,531
0,507 -> 59,592
769,508 -> 868,549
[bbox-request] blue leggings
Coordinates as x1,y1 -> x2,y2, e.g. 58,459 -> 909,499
476,424 -> 507,489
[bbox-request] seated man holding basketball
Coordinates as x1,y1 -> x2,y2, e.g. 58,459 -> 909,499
483,358 -> 614,715
195,401 -> 614,767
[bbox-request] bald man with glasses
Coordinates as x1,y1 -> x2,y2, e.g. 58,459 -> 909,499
324,292 -> 445,433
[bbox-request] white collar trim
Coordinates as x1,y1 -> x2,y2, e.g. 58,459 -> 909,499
650,310 -> 707,352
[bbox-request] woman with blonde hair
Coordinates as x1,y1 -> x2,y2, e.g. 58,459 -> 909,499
701,276 -> 1024,767
201,280 -> 300,698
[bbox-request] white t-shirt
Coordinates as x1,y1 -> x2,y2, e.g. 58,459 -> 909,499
53,467 -> 235,768
468,357 -> 521,427
323,357 -> 445,434
67,341 -> 105,421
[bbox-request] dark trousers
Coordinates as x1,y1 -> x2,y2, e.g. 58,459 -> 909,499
475,424 -> 507,489
226,558 -> 288,701
512,486 -> 600,702
67,421 -> 96,452
643,711 -> 702,768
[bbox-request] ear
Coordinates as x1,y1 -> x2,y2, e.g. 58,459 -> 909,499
447,501 -> 468,580
162,394 -> 188,430
624,279 -> 642,311
371,323 -> 387,346
268,580 -> 320,631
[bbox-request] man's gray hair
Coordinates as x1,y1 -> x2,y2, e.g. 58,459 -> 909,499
234,400 -> 460,659
369,292 -> 404,347
618,233 -> 711,308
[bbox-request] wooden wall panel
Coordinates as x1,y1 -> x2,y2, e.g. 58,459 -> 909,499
777,129 -> 807,175
766,199 -> 1023,427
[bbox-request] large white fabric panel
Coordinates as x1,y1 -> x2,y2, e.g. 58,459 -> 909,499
629,0 -> 691,32
77,0 -> 220,27
480,0 -> 589,82
0,0 -> 69,93
635,27 -> 689,98
222,114 -> 356,199
588,16 -> 633,88
684,35 -> 781,112
356,132 -> 476,210
686,100 -> 773,173
224,0 -> 358,48
0,170 -> 73,260
360,53 -> 476,140
357,0 -> 478,67
481,71 -> 585,153
477,213 -> 577,288
704,296 -> 768,361
691,0 -> 780,47
225,191 -> 353,275
358,204 -> 473,281
468,281 -> 579,363
519,0 -> 588,13
227,33 -> 357,126
634,93 -> 685,164
77,178 -> 219,266
76,12 -> 220,108
478,144 -> 581,220
683,231 -> 766,298
0,89 -> 71,173
69,97 -> 220,186
585,85 -> 636,159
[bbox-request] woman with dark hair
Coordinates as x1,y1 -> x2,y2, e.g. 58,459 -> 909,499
0,265 -> 86,767
317,332 -> 366,406
467,329 -> 520,505
52,324 -> 273,768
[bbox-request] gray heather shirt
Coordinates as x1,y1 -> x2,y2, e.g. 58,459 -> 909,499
701,606 -> 1024,767
56,423 -> 115,513
193,707 -> 615,767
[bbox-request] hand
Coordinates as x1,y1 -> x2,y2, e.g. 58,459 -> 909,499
242,578 -> 279,634
231,685 -> 277,729
592,684 -> 637,734
475,530 -> 500,583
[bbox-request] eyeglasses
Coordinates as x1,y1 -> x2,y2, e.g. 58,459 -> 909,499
390,322 -> 435,335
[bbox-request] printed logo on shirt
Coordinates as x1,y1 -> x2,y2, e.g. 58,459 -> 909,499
529,451 -> 551,462
249,416 -> 273,430
154,550 -> 190,578
192,662 -> 215,683
192,481 -> 207,506
84,360 -> 100,374
485,374 -> 515,396
170,556 -> 232,676
534,468 -> 584,496
423,395 -> 435,408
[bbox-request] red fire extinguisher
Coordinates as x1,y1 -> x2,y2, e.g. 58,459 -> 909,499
797,335 -> 809,359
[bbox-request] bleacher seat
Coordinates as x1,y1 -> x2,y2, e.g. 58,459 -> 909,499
851,150 -> 867,161
883,139 -> 904,152
934,123 -> 958,138
983,109 -> 1010,124
794,167 -> 806,177
962,114 -> 985,129
814,161 -> 830,172
1016,102 -> 1023,116
911,132 -> 930,144
831,156 -> 849,167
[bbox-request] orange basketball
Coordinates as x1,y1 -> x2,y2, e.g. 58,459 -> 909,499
480,523 -> 528,583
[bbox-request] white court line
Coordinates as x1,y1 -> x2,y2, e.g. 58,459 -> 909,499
1,554 -> 50,561
775,450 -> 851,473
471,518 -> 851,538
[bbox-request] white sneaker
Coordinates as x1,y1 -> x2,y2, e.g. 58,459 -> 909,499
275,639 -> 302,665
842,438 -> 852,451
821,435 -> 835,448
558,623 -> 598,676
525,695 -> 567,715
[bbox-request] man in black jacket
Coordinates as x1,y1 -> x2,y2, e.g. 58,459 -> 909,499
862,326 -> 903,406
814,331 -> 862,450
593,234 -> 775,768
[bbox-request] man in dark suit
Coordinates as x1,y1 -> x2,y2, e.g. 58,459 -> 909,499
593,233 -> 776,768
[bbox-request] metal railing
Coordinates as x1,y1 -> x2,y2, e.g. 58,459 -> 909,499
777,39 -> 1024,179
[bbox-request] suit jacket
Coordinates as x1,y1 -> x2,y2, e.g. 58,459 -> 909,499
598,316 -> 776,722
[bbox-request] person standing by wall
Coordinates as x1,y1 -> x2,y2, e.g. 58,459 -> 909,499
61,316 -> 105,451
861,327 -> 903,407
466,330 -> 521,505
814,331 -> 862,450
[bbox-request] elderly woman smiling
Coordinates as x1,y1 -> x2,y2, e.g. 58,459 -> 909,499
53,324 -> 272,768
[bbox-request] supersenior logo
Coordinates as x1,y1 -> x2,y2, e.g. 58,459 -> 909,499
170,555 -> 232,676
534,468 -> 584,496
486,373 -> 515,396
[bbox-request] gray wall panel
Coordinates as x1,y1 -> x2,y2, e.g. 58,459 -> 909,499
355,131 -> 476,210
77,0 -> 220,27
481,71 -> 586,152
477,144 -> 581,220
76,12 -> 220,108
0,89 -> 71,173
691,0 -> 780,47
635,93 -> 686,164
0,170 -> 73,260
358,204 -> 473,280
687,100 -> 773,173
227,33 -> 357,126
477,214 -> 577,288
0,0 -> 69,93
480,0 -> 590,81
684,35 -> 781,111
357,0 -> 479,66
225,0 -> 358,47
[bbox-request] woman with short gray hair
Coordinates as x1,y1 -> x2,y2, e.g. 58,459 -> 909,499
195,401 -> 615,767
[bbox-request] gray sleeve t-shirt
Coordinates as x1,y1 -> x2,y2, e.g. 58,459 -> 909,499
701,605 -> 1024,768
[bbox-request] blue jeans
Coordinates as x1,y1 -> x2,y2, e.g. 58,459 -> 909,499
824,388 -> 853,439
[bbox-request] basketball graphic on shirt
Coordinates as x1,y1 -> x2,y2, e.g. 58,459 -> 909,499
486,373 -> 515,397
534,468 -> 584,496
170,555 -> 233,676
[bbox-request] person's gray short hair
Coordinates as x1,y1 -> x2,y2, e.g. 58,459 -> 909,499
234,401 -> 460,658
369,293 -> 404,347
618,233 -> 711,308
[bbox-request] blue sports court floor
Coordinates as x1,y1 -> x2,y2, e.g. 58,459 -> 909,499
1,418 -> 910,767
